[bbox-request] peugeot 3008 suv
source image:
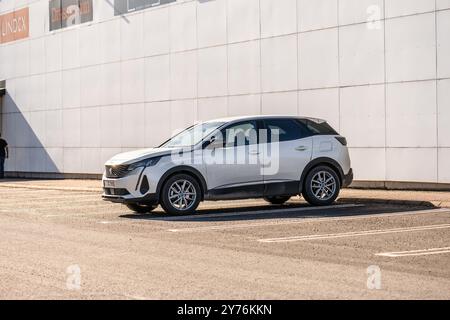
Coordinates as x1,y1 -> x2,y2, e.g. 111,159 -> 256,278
103,116 -> 353,214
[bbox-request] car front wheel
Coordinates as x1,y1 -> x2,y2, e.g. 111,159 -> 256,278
160,174 -> 201,215
302,166 -> 341,206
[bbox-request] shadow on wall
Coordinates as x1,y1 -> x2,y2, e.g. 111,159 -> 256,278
1,90 -> 60,178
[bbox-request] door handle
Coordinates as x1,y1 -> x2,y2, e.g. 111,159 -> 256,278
249,150 -> 260,155
295,146 -> 308,151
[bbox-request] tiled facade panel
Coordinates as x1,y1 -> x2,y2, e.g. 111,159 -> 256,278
0,0 -> 448,184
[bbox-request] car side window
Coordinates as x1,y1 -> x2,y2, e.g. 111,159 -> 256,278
221,121 -> 258,148
264,119 -> 309,143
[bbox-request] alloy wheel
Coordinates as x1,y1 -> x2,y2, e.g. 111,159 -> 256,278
310,171 -> 337,201
168,179 -> 197,211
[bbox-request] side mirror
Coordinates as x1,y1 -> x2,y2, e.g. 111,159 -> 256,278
205,136 -> 223,149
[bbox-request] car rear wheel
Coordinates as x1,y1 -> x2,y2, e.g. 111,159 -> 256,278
160,174 -> 201,215
264,196 -> 291,205
126,203 -> 157,214
302,166 -> 340,206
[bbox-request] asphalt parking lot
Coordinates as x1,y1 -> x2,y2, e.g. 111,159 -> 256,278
0,183 -> 449,299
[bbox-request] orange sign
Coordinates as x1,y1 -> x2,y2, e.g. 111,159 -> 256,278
0,7 -> 29,44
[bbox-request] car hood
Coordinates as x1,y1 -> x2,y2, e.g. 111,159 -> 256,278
105,148 -> 178,166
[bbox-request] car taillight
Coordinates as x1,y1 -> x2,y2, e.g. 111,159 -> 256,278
335,136 -> 347,146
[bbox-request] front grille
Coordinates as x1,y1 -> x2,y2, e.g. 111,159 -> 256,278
103,188 -> 130,196
105,164 -> 129,178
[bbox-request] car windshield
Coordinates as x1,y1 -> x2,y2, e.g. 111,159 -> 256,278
161,122 -> 225,148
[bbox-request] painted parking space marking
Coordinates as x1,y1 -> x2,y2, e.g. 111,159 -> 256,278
1,198 -> 105,208
98,221 -> 121,225
258,223 -> 450,243
375,247 -> 450,257
157,204 -> 363,222
0,184 -> 101,193
168,220 -> 323,233
167,208 -> 449,233
43,210 -> 125,218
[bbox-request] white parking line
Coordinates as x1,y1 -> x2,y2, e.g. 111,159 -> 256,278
159,204 -> 363,222
167,208 -> 449,233
375,247 -> 450,257
44,210 -> 125,218
258,223 -> 450,243
98,221 -> 121,225
168,220 -> 319,233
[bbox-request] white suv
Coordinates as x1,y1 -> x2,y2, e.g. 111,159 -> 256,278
102,116 -> 353,214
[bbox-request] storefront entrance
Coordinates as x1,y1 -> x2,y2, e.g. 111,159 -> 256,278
0,80 -> 5,134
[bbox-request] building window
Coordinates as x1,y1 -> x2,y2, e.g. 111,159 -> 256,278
114,0 -> 177,16
49,0 -> 93,31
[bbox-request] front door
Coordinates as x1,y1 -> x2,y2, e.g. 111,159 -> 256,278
203,120 -> 264,199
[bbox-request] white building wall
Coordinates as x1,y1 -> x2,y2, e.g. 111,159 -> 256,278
0,0 -> 449,184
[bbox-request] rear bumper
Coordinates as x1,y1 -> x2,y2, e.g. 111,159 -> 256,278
343,168 -> 354,188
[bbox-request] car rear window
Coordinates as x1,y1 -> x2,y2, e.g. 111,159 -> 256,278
264,119 -> 310,142
298,119 -> 338,136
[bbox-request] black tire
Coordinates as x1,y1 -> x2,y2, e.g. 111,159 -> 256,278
302,165 -> 341,206
264,196 -> 291,205
126,203 -> 157,213
160,174 -> 201,215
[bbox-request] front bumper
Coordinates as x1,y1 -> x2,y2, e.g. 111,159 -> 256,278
101,167 -> 159,204
102,192 -> 158,204
342,168 -> 354,188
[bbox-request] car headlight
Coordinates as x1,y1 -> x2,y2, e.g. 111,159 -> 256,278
127,157 -> 161,172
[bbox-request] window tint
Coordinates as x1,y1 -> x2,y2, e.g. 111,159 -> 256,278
222,121 -> 258,148
264,119 -> 308,142
298,119 -> 338,136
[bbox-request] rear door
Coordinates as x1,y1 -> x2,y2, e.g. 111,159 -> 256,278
261,118 -> 313,195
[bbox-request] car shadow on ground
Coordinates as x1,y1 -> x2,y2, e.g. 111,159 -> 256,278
119,198 -> 437,223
